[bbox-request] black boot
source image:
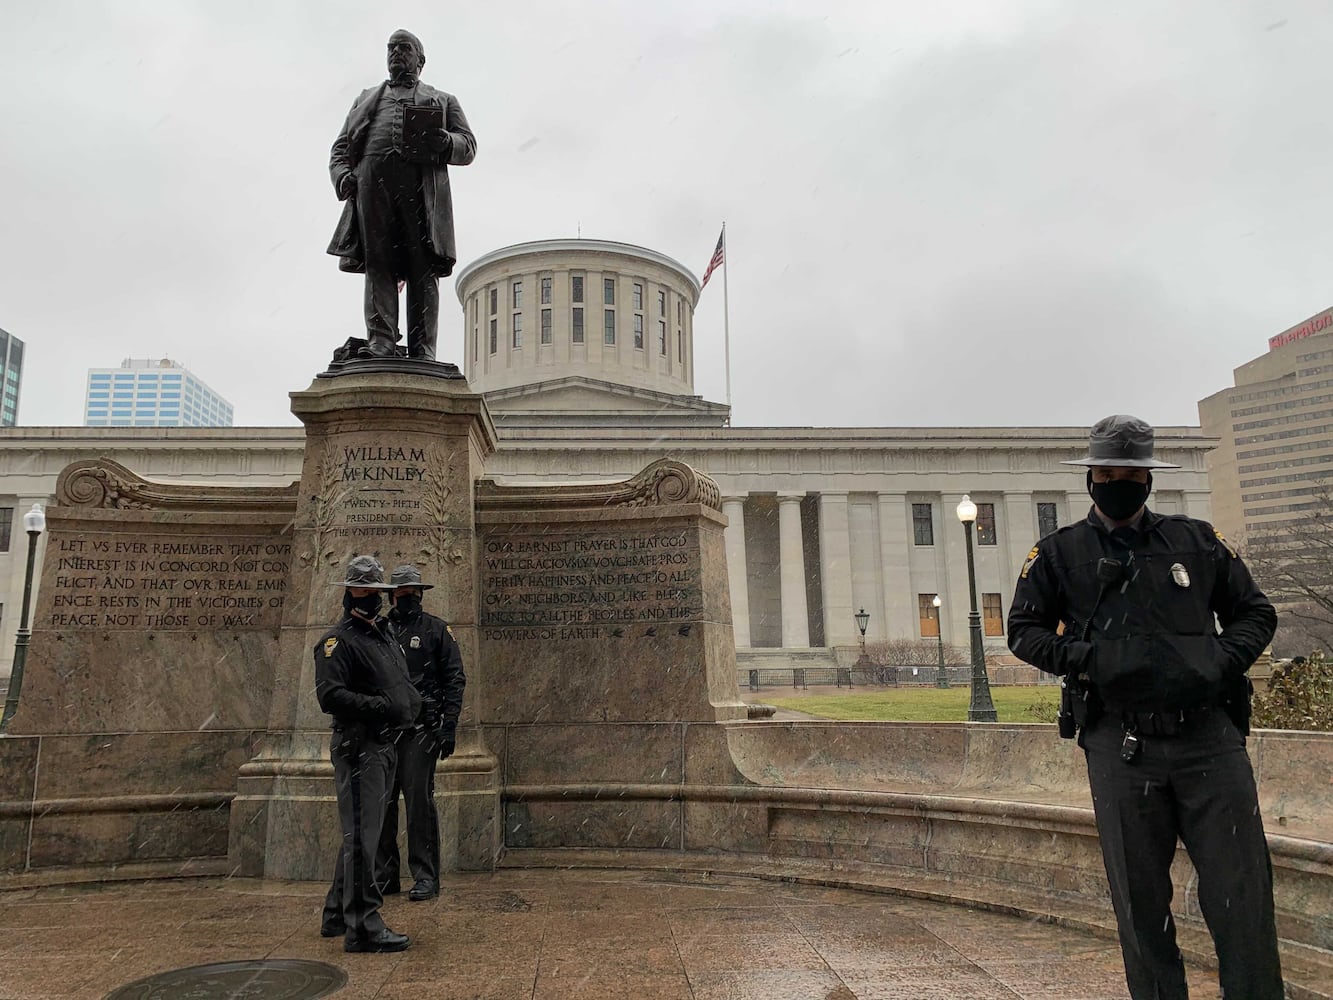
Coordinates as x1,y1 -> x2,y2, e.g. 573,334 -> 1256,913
362,333 -> 398,358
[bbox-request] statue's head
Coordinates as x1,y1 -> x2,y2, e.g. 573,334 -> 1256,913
387,29 -> 425,79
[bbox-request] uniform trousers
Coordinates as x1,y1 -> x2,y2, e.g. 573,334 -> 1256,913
377,726 -> 441,887
321,727 -> 397,943
1083,710 -> 1283,999
356,153 -> 439,357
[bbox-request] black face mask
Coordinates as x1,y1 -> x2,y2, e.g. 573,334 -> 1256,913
392,594 -> 423,619
343,590 -> 383,619
1088,471 -> 1152,522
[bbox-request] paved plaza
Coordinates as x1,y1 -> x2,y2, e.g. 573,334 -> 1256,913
0,867 -> 1229,1000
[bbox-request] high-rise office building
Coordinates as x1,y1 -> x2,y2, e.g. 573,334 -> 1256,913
83,358 -> 234,428
1198,306 -> 1333,543
0,329 -> 24,427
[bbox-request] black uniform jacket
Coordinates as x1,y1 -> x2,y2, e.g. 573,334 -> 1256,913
1007,507 -> 1276,713
314,613 -> 422,730
388,609 -> 466,735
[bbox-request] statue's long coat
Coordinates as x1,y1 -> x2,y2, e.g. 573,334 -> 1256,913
327,81 -> 476,277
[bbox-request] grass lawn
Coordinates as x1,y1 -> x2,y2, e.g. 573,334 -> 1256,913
765,684 -> 1061,723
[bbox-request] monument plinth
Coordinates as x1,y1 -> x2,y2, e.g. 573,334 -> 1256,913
230,368 -> 500,879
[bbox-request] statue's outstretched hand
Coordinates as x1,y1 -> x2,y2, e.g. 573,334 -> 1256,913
424,128 -> 451,156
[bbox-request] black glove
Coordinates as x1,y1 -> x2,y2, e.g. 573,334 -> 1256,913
435,728 -> 456,758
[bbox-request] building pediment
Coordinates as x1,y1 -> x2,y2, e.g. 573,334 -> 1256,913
482,376 -> 730,427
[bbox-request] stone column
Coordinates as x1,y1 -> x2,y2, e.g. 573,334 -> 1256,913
777,493 -> 809,649
721,496 -> 751,648
1182,490 -> 1213,522
1003,491 -> 1034,589
1067,490 -> 1091,531
876,493 -> 914,638
818,492 -> 855,648
230,369 -> 500,879
939,492 -> 973,650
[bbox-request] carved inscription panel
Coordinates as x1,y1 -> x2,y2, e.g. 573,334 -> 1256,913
46,533 -> 291,631
305,438 -> 465,576
480,526 -> 703,641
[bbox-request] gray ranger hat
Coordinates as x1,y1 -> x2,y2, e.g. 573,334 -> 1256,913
336,554 -> 395,589
389,563 -> 434,590
1061,414 -> 1181,469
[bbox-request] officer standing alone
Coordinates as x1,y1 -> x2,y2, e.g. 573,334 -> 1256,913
1008,415 -> 1283,999
376,564 -> 466,902
316,556 -> 421,953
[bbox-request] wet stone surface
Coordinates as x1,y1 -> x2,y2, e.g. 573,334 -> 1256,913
105,959 -> 345,1000
0,868 -> 1228,999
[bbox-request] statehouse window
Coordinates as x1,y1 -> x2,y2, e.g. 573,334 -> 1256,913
633,314 -> 644,349
0,509 -> 12,551
633,283 -> 643,310
572,307 -> 584,343
912,503 -> 934,545
976,503 -> 997,545
918,594 -> 939,637
541,308 -> 552,345
983,593 -> 1004,636
677,330 -> 684,362
540,275 -> 552,305
659,320 -> 667,355
571,275 -> 584,303
658,290 -> 666,316
489,318 -> 497,354
512,312 -> 522,349
604,309 -> 616,345
604,277 -> 615,305
1037,502 -> 1059,537
489,287 -> 497,314
512,280 -> 522,310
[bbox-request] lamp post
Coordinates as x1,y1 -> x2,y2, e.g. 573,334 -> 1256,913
1,504 -> 46,733
853,607 -> 870,685
932,594 -> 949,689
955,495 -> 997,722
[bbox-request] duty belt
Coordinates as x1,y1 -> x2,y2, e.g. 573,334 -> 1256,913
1116,705 -> 1217,737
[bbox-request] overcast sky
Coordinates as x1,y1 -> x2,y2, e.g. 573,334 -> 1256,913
2,0 -> 1329,430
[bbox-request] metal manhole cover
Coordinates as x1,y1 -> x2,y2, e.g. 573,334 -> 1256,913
105,959 -> 347,1000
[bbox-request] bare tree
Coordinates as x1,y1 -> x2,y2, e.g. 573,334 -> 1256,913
865,636 -> 969,668
1243,478 -> 1333,657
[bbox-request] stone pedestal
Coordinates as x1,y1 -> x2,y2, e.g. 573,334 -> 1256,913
229,368 -> 499,878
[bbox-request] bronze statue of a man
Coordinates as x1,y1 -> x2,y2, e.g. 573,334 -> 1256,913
328,30 -> 477,361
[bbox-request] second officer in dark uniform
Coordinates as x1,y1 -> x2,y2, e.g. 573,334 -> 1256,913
316,555 -> 421,953
376,563 -> 466,902
1008,415 -> 1282,999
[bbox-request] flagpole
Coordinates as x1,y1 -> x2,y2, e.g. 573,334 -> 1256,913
721,222 -> 731,423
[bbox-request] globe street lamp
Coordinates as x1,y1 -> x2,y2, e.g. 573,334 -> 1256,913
955,495 -> 997,722
1,504 -> 46,732
932,594 -> 949,689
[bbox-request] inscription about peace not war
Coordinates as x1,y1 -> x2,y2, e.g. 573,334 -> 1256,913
480,527 -> 703,642
47,535 -> 291,631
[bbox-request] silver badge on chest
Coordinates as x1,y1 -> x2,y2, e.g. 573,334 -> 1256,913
1169,563 -> 1190,588
410,635 -> 422,648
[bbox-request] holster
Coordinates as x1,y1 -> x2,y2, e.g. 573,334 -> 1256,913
1059,674 -> 1102,739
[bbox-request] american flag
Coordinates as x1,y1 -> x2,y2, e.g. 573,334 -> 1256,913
700,227 -> 725,289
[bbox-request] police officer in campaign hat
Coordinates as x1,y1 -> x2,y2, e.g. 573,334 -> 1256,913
1008,415 -> 1283,999
376,563 -> 466,902
316,555 -> 421,953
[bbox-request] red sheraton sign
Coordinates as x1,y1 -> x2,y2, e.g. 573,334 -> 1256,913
1269,307 -> 1333,350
